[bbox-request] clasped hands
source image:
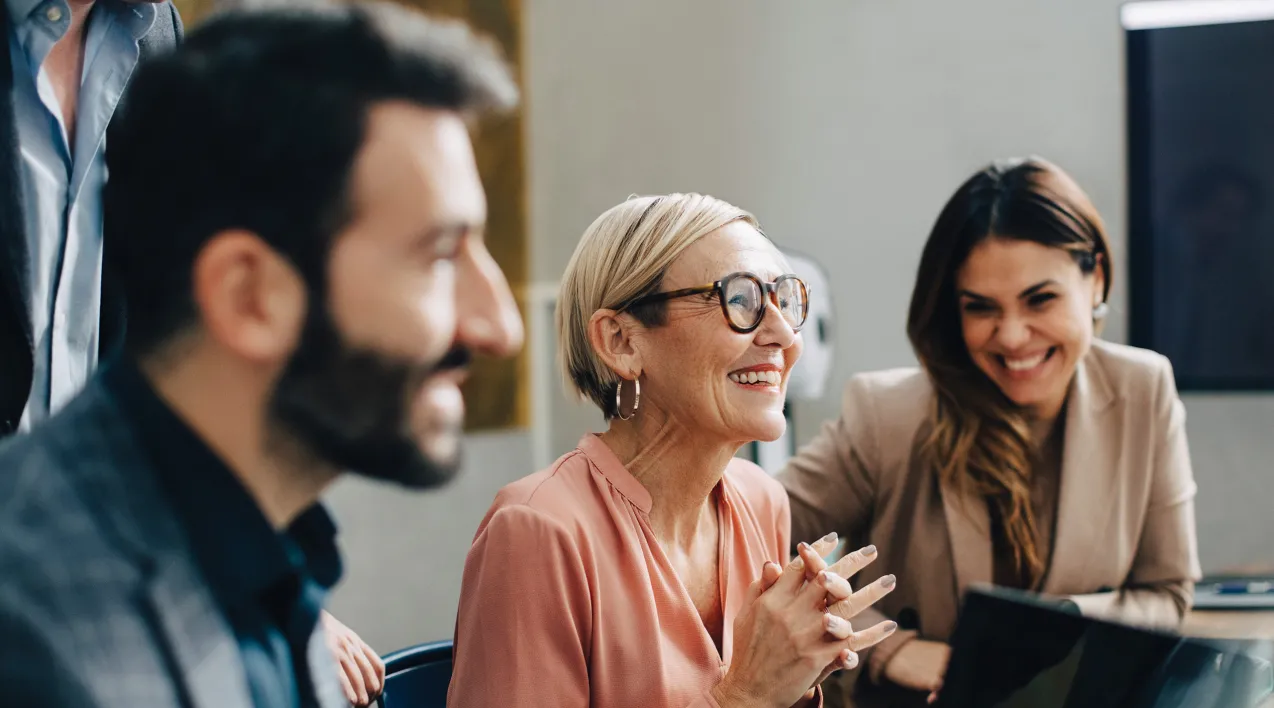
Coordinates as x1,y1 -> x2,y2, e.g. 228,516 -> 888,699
713,532 -> 899,708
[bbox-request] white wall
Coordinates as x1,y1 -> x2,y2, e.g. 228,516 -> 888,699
328,0 -> 1274,653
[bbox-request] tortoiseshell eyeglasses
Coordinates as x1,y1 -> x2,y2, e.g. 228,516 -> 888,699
620,272 -> 810,334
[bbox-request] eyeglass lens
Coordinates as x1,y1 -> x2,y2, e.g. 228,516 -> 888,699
722,275 -> 807,331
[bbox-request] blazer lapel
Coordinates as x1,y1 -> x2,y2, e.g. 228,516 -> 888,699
147,569 -> 349,708
940,353 -> 1119,600
940,472 -> 993,601
72,383 -> 254,708
1042,355 -> 1119,593
143,560 -> 256,708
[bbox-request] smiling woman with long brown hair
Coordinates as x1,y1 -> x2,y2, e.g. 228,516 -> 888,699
778,157 -> 1201,707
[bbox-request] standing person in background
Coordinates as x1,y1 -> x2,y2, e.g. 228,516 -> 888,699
778,157 -> 1201,707
0,3 -> 523,706
0,0 -> 180,436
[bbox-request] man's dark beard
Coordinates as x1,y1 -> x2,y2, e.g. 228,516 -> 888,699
268,301 -> 472,489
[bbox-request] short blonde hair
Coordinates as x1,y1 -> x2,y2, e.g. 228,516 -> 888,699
556,193 -> 761,418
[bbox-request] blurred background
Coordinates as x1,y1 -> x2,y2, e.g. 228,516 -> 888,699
176,0 -> 1274,653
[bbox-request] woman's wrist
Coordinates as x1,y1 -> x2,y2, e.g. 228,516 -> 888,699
867,629 -> 919,685
711,676 -> 761,708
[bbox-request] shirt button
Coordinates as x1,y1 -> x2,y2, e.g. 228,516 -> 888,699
45,5 -> 63,22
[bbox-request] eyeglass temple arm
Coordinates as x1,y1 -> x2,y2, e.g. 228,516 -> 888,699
621,283 -> 719,310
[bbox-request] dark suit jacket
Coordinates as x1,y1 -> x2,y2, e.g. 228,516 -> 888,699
0,373 -> 350,708
0,2 -> 182,436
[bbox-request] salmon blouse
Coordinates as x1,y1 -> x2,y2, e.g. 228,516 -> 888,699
448,434 -> 809,708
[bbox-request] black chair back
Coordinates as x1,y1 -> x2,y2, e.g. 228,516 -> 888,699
375,640 -> 453,708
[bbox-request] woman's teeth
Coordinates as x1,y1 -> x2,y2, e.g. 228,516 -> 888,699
729,370 -> 781,385
1004,351 -> 1049,371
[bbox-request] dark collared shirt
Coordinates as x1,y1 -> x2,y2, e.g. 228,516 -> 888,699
106,361 -> 342,708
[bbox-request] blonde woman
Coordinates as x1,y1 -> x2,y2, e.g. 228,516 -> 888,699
449,194 -> 900,707
778,158 -> 1201,707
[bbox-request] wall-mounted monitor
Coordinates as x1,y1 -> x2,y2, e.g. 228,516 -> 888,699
1124,0 -> 1274,390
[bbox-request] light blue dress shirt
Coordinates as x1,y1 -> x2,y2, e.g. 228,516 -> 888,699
6,0 -> 155,431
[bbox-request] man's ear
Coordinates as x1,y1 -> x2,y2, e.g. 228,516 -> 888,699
192,229 -> 307,364
586,309 -> 643,380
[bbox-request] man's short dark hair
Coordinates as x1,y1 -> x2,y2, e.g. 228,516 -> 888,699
104,0 -> 518,356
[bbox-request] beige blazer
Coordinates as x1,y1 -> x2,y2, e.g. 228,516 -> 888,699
778,340 -> 1202,707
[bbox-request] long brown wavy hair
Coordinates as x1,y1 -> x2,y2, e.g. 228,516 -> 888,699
906,157 -> 1112,586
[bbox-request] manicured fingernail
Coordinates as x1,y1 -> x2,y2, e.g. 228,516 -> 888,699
798,542 -> 811,553
818,570 -> 832,585
820,532 -> 838,544
881,574 -> 896,589
884,620 -> 898,633
824,614 -> 844,631
862,544 -> 877,556
845,651 -> 859,669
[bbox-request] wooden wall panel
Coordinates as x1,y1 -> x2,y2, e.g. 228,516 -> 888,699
169,0 -> 530,432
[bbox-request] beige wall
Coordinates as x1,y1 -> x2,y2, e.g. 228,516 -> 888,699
327,0 -> 1274,654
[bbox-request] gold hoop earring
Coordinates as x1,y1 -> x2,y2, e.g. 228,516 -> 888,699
615,378 -> 641,421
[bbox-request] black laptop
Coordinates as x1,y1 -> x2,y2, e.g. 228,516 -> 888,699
935,586 -> 1273,708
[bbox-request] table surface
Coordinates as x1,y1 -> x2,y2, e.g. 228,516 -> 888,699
1184,608 -> 1274,640
1183,609 -> 1274,707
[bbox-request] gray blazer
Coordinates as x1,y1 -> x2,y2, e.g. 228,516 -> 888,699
0,377 -> 350,708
